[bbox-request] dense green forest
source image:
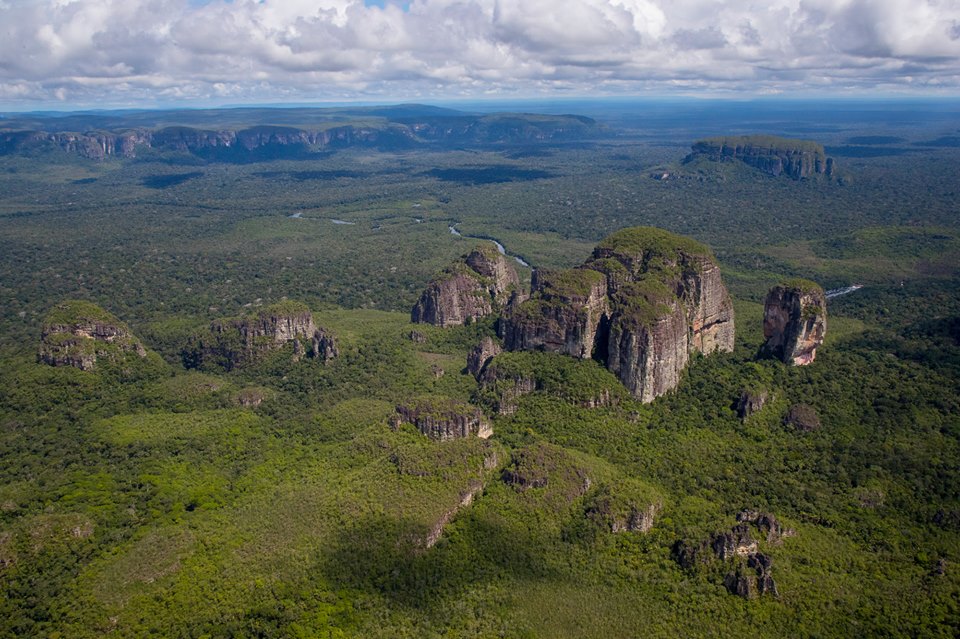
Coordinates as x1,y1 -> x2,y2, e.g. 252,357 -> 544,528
0,102 -> 958,637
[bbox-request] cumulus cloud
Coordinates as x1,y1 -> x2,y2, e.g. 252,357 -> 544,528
0,0 -> 958,107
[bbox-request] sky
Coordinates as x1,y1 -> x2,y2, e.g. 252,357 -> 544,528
1,0 -> 959,109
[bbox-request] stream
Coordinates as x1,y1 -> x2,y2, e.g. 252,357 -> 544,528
449,225 -> 531,268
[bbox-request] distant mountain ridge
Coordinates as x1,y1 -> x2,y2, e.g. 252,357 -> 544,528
0,104 -> 603,160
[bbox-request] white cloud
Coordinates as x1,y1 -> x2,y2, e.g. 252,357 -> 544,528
0,0 -> 958,107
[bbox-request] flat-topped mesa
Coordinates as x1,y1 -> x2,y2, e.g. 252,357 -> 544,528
191,300 -> 337,369
412,244 -> 520,327
501,226 -> 735,402
39,300 -> 147,371
391,397 -> 493,441
685,135 -> 834,180
761,280 -> 826,366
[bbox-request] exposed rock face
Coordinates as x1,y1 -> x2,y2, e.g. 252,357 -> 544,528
392,397 -> 493,441
501,268 -> 609,358
685,135 -> 834,180
725,553 -> 779,599
467,337 -> 503,380
584,483 -> 662,534
784,404 -> 822,432
674,511 -> 787,598
412,245 -> 520,327
188,301 -> 337,370
735,389 -> 770,419
501,227 -> 735,402
737,510 -> 787,543
39,300 -> 147,371
422,481 -> 484,549
762,280 -> 827,365
606,294 -> 690,403
711,524 -> 758,561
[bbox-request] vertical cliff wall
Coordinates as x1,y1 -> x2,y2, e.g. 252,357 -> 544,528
412,245 -> 520,327
761,280 -> 827,365
499,226 -> 735,402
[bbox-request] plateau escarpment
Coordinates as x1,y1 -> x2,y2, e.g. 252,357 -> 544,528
186,301 -> 337,370
761,280 -> 827,365
412,245 -> 520,327
500,227 -> 735,402
39,300 -> 147,371
0,109 -> 602,160
685,135 -> 834,180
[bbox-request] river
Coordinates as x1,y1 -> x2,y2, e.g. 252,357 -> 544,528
825,284 -> 863,299
449,225 -> 530,268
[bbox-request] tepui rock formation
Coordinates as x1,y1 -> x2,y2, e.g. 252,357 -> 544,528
39,300 -> 147,371
685,135 -> 834,180
761,280 -> 826,365
499,226 -> 735,402
412,244 -> 520,327
186,300 -> 337,370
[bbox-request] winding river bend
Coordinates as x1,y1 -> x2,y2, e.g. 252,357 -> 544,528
449,225 -> 531,268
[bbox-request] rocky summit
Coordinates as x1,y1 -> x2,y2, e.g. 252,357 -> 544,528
38,300 -> 147,371
761,280 -> 827,365
187,300 -> 337,370
412,244 -> 520,327
500,227 -> 735,402
685,135 -> 834,180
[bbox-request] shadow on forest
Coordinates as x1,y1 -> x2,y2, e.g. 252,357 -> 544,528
319,507 -> 559,610
422,166 -> 556,185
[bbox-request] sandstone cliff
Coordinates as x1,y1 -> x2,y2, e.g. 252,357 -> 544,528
39,300 -> 147,371
761,280 -> 827,365
392,396 -> 493,441
467,336 -> 503,380
500,227 -> 734,402
685,135 -> 834,180
412,245 -> 520,327
187,300 -> 337,370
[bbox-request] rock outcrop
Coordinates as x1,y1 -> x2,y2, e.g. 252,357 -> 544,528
187,301 -> 337,370
583,481 -> 662,534
674,510 -> 787,599
735,388 -> 770,419
467,337 -> 503,380
762,280 -> 827,365
500,227 -> 735,402
685,135 -> 834,180
784,404 -> 821,432
392,397 -> 493,441
412,245 -> 520,327
39,300 -> 147,371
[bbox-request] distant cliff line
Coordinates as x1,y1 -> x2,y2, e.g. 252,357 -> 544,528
0,113 -> 602,160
